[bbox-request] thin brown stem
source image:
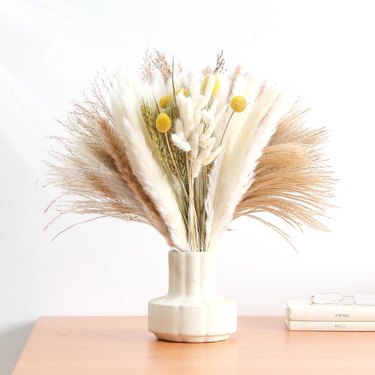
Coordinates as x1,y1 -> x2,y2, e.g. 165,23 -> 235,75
219,111 -> 235,145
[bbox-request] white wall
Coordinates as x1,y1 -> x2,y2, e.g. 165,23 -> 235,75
1,0 -> 375,373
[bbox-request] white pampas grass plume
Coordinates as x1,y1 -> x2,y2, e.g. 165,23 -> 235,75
208,85 -> 295,247
113,78 -> 189,251
225,74 -> 265,152
205,152 -> 225,247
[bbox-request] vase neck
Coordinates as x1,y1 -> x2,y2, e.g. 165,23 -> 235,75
168,251 -> 217,297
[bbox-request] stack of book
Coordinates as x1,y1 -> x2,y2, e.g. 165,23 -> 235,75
285,300 -> 375,331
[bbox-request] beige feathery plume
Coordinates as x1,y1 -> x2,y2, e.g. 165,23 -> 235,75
98,119 -> 174,245
234,110 -> 334,239
47,81 -> 174,246
141,50 -> 154,83
111,75 -> 189,251
208,85 -> 294,249
152,50 -> 172,83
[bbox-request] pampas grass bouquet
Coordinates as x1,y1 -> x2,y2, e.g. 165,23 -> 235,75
47,51 -> 333,252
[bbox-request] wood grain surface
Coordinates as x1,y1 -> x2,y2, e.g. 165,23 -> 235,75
13,316 -> 375,374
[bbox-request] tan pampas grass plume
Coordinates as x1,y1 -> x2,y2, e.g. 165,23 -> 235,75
233,110 -> 334,248
46,81 -> 175,247
46,52 -> 334,251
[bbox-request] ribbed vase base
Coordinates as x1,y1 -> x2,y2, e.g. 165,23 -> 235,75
148,298 -> 237,343
148,251 -> 237,343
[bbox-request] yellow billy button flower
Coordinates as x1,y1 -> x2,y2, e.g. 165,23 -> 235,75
230,96 -> 247,112
159,95 -> 172,109
159,89 -> 189,109
156,113 -> 172,133
201,75 -> 220,96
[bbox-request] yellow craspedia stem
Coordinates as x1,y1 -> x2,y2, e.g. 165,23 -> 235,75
159,95 -> 172,109
156,113 -> 172,133
230,96 -> 247,112
201,75 -> 220,96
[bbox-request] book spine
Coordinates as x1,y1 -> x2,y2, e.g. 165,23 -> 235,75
288,307 -> 375,322
286,320 -> 375,331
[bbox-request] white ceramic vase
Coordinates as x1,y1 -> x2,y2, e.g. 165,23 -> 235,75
148,250 -> 237,343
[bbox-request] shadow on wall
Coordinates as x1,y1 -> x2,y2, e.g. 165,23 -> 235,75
0,322 -> 34,375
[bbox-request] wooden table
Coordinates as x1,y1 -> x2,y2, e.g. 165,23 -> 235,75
13,316 -> 375,374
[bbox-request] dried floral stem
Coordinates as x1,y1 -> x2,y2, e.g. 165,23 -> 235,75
213,50 -> 226,74
219,111 -> 235,145
164,133 -> 188,199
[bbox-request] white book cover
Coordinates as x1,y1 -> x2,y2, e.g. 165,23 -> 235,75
285,318 -> 375,331
286,300 -> 375,322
